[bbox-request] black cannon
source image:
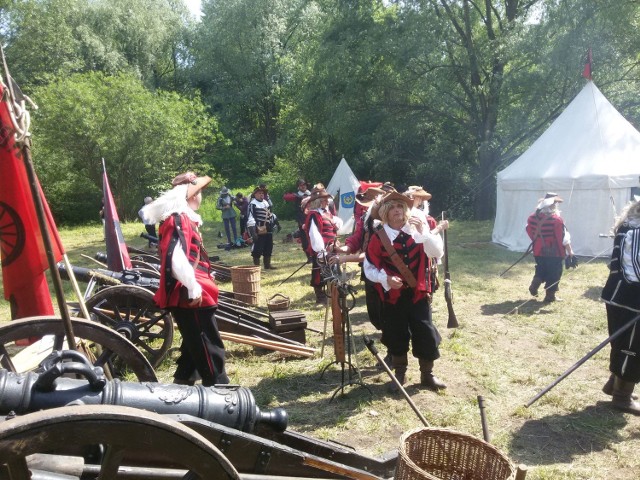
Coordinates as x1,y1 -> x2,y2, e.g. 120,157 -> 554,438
0,350 -> 287,434
58,262 -> 160,291
0,351 -> 396,479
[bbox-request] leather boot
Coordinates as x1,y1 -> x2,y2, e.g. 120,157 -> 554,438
419,359 -> 447,391
314,286 -> 327,305
264,256 -> 276,269
529,276 -> 543,296
611,376 -> 640,415
388,354 -> 408,393
252,256 -> 260,266
543,290 -> 557,303
603,373 -> 639,400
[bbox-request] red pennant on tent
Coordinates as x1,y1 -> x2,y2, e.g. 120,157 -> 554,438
0,81 -> 64,319
582,48 -> 593,80
102,161 -> 132,272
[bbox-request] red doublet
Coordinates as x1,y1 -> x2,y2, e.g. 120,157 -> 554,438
304,210 -> 338,255
367,231 -> 430,304
526,212 -> 565,257
154,213 -> 219,309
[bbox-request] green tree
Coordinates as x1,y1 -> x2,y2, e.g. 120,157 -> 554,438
2,0 -> 193,91
193,0 -> 312,184
31,72 -> 224,223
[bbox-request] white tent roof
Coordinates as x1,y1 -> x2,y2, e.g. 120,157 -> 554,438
492,81 -> 640,257
326,157 -> 360,235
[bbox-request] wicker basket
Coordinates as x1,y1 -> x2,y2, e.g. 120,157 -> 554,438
395,428 -> 516,480
230,266 -> 261,305
267,294 -> 290,312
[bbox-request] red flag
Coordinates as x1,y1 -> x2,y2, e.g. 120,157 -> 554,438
0,81 -> 64,319
582,48 -> 593,80
102,161 -> 132,272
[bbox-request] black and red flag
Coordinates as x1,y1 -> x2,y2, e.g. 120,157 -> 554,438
0,80 -> 64,319
582,48 -> 593,80
102,159 -> 132,272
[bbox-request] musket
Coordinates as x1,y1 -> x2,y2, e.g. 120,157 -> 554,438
498,243 -> 533,277
276,258 -> 311,287
441,212 -> 458,329
526,312 -> 640,407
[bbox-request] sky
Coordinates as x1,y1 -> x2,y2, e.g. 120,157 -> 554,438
184,0 -> 202,19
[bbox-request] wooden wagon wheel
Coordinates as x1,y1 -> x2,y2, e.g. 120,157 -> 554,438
0,316 -> 157,382
85,285 -> 173,368
0,201 -> 25,266
0,405 -> 239,480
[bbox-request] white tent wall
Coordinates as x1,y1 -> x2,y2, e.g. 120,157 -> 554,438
326,157 -> 360,235
492,81 -> 640,257
493,185 -> 630,257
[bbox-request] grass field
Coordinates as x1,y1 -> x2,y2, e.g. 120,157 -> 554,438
1,218 -> 639,479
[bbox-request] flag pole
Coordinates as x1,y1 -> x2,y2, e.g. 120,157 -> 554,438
19,141 -> 77,350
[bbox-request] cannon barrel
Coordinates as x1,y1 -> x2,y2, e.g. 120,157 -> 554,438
57,262 -> 160,291
0,351 -> 287,433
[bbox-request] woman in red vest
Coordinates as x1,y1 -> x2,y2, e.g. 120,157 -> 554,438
364,191 -> 449,393
140,172 -> 229,386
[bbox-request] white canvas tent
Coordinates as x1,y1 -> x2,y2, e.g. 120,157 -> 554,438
326,157 -> 360,235
492,81 -> 640,257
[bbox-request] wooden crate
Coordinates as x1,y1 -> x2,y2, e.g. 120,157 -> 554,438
268,310 -> 307,333
277,328 -> 306,345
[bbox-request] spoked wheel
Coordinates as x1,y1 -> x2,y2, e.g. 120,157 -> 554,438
0,405 -> 239,479
85,285 -> 173,368
0,201 -> 25,266
0,316 -> 157,381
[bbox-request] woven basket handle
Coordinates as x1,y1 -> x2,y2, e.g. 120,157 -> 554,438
268,293 -> 290,302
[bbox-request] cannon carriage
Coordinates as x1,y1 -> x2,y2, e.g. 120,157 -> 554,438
0,351 -> 396,480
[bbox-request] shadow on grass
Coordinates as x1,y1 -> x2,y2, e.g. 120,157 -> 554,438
480,299 -> 556,316
583,286 -> 604,301
508,402 -> 640,466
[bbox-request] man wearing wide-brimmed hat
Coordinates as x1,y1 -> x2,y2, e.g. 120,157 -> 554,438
304,185 -> 343,304
526,192 -> 575,302
364,191 -> 448,393
140,171 -> 229,386
247,185 -> 277,269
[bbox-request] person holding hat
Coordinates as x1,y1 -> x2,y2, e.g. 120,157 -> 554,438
139,171 -> 229,386
216,186 -> 238,248
304,185 -> 343,304
364,191 -> 448,393
247,185 -> 277,269
526,192 -> 575,302
600,197 -> 640,415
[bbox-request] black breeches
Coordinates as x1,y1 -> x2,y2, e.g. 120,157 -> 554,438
172,306 -> 229,386
607,304 -> 640,383
364,278 -> 382,330
534,256 -> 563,293
380,290 -> 441,361
251,233 -> 273,259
